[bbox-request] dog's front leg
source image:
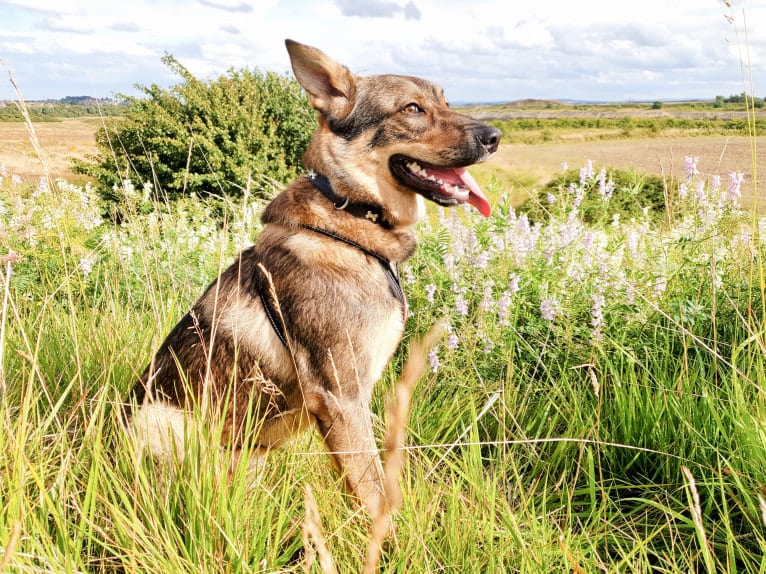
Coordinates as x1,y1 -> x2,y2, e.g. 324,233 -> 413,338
312,397 -> 384,513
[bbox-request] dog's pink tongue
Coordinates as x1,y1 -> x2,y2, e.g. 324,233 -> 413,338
427,166 -> 492,217
456,168 -> 492,217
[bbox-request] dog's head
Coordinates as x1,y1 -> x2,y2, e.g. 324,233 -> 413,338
285,39 -> 500,221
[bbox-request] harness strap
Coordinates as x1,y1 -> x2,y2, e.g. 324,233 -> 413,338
299,224 -> 406,309
256,224 -> 407,350
257,268 -> 289,348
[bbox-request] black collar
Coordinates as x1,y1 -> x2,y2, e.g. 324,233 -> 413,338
308,171 -> 392,229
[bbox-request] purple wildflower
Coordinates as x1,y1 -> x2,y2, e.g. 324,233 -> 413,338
403,265 -> 415,285
425,283 -> 437,304
695,180 -> 706,201
455,293 -> 469,317
443,253 -> 456,278
591,290 -> 605,342
479,283 -> 494,312
473,251 -> 489,270
428,347 -> 441,373
497,291 -> 512,326
540,296 -> 559,322
728,171 -> 745,202
598,168 -> 615,201
79,254 -> 95,277
579,159 -> 594,185
581,231 -> 594,251
684,156 -> 699,179
447,332 -> 459,350
653,276 -> 667,299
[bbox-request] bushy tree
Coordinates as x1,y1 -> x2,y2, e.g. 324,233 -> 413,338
74,55 -> 315,203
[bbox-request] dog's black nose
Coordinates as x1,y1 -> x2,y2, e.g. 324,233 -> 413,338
472,123 -> 503,153
476,124 -> 501,154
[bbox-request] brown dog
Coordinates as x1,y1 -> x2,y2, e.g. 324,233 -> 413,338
126,39 -> 500,513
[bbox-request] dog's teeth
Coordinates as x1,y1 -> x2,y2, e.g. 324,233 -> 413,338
428,175 -> 437,182
437,179 -> 444,185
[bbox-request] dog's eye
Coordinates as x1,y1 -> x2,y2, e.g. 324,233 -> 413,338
402,103 -> 424,115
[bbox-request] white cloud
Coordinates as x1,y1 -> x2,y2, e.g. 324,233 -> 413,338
1,0 -> 764,102
198,0 -> 254,12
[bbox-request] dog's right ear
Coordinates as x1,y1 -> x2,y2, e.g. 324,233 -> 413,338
285,39 -> 356,119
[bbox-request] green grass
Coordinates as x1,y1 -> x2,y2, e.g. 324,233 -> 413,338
1,155 -> 765,572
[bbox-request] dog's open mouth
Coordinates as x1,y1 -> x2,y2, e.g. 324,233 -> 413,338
389,155 -> 492,217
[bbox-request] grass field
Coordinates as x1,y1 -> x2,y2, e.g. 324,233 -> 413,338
0,118 -> 101,181
1,105 -> 765,572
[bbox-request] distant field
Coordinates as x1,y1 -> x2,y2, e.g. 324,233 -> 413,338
471,135 -> 764,206
0,117 -> 101,181
0,111 -> 762,206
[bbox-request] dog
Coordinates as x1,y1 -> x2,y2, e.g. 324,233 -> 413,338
126,39 -> 500,514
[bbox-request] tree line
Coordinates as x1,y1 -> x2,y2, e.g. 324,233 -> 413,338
0,98 -> 125,121
713,92 -> 765,107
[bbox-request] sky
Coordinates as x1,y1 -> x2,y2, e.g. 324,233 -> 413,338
0,0 -> 764,104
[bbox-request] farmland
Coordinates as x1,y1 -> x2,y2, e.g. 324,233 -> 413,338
1,104 -> 763,205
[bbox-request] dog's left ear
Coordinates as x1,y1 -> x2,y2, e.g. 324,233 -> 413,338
285,39 -> 356,119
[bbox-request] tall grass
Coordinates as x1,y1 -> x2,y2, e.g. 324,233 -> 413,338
1,139 -> 765,571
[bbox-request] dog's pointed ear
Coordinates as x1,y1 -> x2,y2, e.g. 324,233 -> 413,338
285,39 -> 356,118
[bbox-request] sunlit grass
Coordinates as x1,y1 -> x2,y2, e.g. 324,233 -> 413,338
1,145 -> 765,571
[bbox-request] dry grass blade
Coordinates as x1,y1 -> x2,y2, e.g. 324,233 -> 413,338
364,321 -> 447,574
0,258 -> 13,397
0,521 -> 21,571
681,466 -> 715,573
303,485 -> 336,574
256,263 -> 289,348
1,58 -> 55,192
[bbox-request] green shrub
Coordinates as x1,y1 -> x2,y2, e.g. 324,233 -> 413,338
518,164 -> 668,225
73,54 -> 316,205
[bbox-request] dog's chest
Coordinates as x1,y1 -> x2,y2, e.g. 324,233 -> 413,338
361,305 -> 405,385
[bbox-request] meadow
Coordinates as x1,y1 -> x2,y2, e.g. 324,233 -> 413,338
1,101 -> 765,572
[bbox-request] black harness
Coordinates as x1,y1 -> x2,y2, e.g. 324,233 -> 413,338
257,173 -> 406,349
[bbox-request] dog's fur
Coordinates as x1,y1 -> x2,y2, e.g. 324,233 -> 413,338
126,40 -> 500,513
